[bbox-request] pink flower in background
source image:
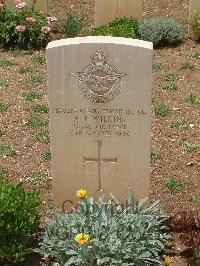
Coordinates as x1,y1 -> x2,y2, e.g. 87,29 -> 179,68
41,25 -> 51,33
16,1 -> 27,9
26,17 -> 36,24
16,25 -> 26,32
14,0 -> 21,4
46,16 -> 57,23
0,0 -> 5,7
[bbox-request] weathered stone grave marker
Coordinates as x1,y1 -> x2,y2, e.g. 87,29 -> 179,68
6,0 -> 48,12
95,0 -> 144,26
46,37 -> 153,210
188,0 -> 200,34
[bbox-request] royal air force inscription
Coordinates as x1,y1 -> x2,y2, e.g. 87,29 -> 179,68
53,50 -> 147,138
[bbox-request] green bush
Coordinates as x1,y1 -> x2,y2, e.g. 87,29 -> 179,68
90,17 -> 140,39
192,12 -> 200,41
59,14 -> 84,37
0,5 -> 51,49
139,17 -> 181,46
0,175 -> 40,262
36,188 -> 170,265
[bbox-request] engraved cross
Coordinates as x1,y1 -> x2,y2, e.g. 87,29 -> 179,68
83,140 -> 117,191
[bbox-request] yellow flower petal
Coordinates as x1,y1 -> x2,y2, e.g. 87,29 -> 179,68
164,257 -> 173,265
76,189 -> 87,199
75,233 -> 89,244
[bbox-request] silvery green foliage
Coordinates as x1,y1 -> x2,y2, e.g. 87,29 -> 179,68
139,17 -> 181,46
36,188 -> 170,265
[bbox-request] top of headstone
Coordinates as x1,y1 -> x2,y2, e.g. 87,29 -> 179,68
46,37 -> 153,50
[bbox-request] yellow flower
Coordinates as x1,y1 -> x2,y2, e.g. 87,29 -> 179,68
76,189 -> 87,199
164,256 -> 173,265
75,233 -> 89,244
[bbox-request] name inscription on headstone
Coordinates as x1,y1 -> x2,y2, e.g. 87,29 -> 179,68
53,107 -> 147,137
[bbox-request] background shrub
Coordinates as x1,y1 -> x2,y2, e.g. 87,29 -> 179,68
0,6 -> 51,50
192,12 -> 200,41
0,175 -> 40,262
90,17 -> 140,39
139,17 -> 181,46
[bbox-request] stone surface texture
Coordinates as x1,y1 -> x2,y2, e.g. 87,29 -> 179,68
46,37 -> 153,210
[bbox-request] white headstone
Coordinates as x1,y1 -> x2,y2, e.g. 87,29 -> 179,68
46,37 -> 153,210
95,0 -> 144,26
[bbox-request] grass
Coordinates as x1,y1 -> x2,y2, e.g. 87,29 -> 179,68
30,103 -> 49,113
153,63 -> 161,71
180,62 -> 195,70
27,170 -> 48,185
172,119 -> 189,129
190,52 -> 200,59
22,91 -> 43,101
186,94 -> 200,105
165,176 -> 183,193
0,165 -> 7,178
0,80 -> 9,87
18,66 -> 37,74
0,128 -> 6,137
36,131 -> 50,144
154,103 -> 172,117
161,82 -> 178,91
0,59 -> 17,67
25,116 -> 48,128
0,102 -> 10,113
31,52 -> 45,65
25,76 -> 43,85
196,159 -> 200,170
179,139 -> 199,153
164,73 -> 179,81
150,151 -> 158,164
41,149 -> 51,161
0,143 -> 16,157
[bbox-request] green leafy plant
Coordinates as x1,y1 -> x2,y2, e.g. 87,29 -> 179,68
41,149 -> 51,161
179,139 -> 199,153
165,176 -> 183,193
154,103 -> 172,117
164,73 -> 179,81
190,52 -> 200,59
59,14 -> 84,37
0,79 -> 9,87
27,170 -> 48,185
25,76 -> 43,85
196,159 -> 200,170
0,175 -> 40,262
0,59 -> 17,67
30,103 -> 48,113
22,90 -> 43,101
150,151 -> 158,164
36,188 -> 170,265
0,128 -> 7,137
0,165 -> 7,178
31,52 -> 45,64
161,82 -> 178,91
90,17 -> 140,39
18,66 -> 37,74
0,5 -> 51,49
25,116 -> 48,128
0,143 -> 16,157
153,63 -> 161,71
192,12 -> 200,41
186,94 -> 200,105
0,102 -> 10,113
172,118 -> 189,129
36,131 -> 50,144
139,17 -> 181,46
180,62 -> 195,70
